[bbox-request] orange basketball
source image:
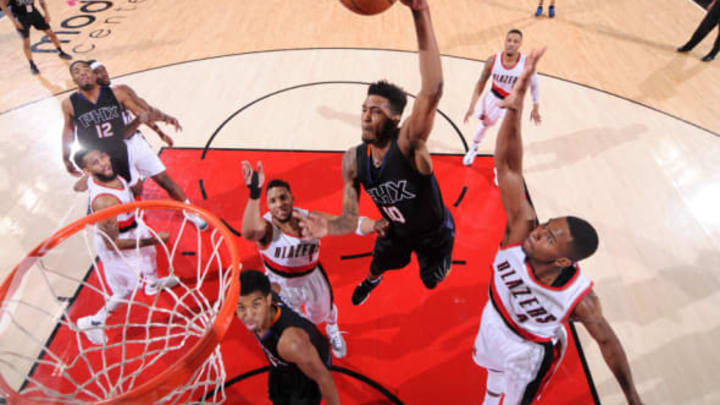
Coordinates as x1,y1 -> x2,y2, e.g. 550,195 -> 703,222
339,0 -> 397,15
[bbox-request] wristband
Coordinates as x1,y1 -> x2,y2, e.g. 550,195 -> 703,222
248,171 -> 261,199
355,216 -> 371,236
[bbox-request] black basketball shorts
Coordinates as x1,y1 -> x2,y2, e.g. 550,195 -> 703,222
370,211 -> 455,289
16,10 -> 50,38
268,367 -> 322,405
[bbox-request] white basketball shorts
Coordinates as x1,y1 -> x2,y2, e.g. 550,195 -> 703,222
125,133 -> 166,187
265,264 -> 336,325
472,302 -> 567,405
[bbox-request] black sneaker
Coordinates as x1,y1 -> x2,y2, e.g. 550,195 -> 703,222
29,61 -> 39,74
58,50 -> 72,60
351,278 -> 381,306
677,44 -> 693,53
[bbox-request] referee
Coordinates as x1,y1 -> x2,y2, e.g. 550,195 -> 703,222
0,0 -> 72,74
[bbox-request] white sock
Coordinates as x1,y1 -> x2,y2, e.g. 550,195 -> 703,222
473,123 -> 488,144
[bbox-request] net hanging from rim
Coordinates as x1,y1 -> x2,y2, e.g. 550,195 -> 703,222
0,200 -> 240,404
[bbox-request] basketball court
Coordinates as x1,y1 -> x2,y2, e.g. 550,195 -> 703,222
1,1 -> 719,404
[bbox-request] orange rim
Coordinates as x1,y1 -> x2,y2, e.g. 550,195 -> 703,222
0,200 -> 240,405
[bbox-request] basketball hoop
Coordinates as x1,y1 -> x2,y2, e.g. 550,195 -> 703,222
0,200 -> 240,404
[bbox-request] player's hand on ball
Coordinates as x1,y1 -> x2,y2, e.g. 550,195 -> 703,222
295,211 -> 329,239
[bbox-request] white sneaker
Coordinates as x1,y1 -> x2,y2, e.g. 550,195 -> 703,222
325,323 -> 347,359
77,316 -> 107,345
183,211 -> 208,231
145,275 -> 180,296
463,146 -> 478,166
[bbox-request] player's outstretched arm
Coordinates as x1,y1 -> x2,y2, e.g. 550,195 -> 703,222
495,48 -> 545,245
241,161 -> 272,243
397,0 -> 443,174
113,86 -> 182,138
298,147 -> 360,238
93,196 -> 169,250
60,99 -> 82,177
463,56 -> 494,123
571,291 -> 646,405
278,328 -> 340,405
116,84 -> 176,146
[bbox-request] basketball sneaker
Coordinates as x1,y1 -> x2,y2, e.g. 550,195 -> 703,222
29,61 -> 39,75
145,275 -> 180,296
351,276 -> 381,306
549,5 -> 555,18
58,50 -> 72,60
535,5 -> 543,17
325,323 -> 347,359
183,211 -> 209,231
77,316 -> 107,346
463,144 -> 479,166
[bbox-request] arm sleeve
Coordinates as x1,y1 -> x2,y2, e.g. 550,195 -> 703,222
530,72 -> 540,104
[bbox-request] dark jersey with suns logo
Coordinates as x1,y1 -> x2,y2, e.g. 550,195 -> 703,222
70,86 -> 131,182
355,137 -> 449,238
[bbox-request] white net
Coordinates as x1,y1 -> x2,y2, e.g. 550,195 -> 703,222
0,201 -> 239,404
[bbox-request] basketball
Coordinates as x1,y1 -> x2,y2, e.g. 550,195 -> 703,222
339,0 -> 397,16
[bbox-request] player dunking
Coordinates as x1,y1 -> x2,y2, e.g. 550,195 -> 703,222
73,148 -> 179,345
236,270 -> 340,405
0,0 -> 71,74
241,160 -> 351,359
62,61 -> 207,230
298,0 -> 455,306
462,29 -> 541,167
471,48 -> 646,405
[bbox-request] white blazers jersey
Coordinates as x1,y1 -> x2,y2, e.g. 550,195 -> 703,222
87,176 -> 136,231
490,52 -> 526,98
489,244 -> 593,343
259,208 -> 320,276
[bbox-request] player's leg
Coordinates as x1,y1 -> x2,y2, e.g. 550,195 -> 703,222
128,220 -> 178,295
351,234 -> 411,305
303,264 -> 346,358
472,304 -> 509,405
464,93 -> 502,166
503,335 -> 566,405
548,0 -> 556,18
678,3 -> 720,52
16,25 -> 39,74
702,23 -> 720,61
416,212 -> 455,289
77,244 -> 138,345
125,134 -> 208,230
40,28 -> 71,59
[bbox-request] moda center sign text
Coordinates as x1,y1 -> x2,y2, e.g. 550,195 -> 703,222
32,0 -> 148,54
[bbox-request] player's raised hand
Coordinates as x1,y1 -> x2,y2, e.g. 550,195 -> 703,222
295,211 -> 329,239
242,160 -> 265,200
241,161 -> 265,186
530,105 -> 542,125
499,47 -> 546,111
